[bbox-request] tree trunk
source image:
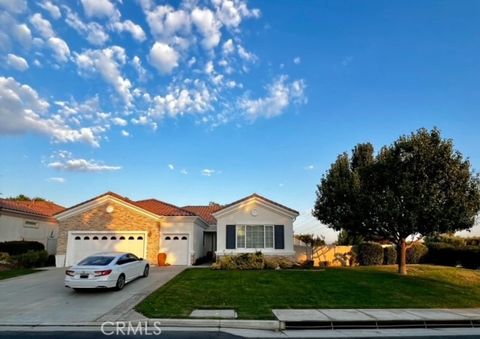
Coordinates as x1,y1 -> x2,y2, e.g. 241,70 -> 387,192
397,239 -> 407,275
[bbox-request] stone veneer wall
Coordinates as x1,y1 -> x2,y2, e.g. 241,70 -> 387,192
57,201 -> 160,264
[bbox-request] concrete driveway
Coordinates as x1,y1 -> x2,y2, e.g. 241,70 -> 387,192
0,266 -> 185,326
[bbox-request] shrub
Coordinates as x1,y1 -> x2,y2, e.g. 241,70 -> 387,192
425,242 -> 480,269
13,250 -> 49,268
357,242 -> 383,266
212,253 -> 296,270
383,246 -> 397,265
406,243 -> 428,264
0,241 -> 45,255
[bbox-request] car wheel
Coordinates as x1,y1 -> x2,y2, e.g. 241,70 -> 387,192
142,265 -> 149,277
115,274 -> 126,291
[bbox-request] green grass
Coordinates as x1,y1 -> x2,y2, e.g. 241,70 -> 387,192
0,268 -> 37,280
136,265 -> 480,319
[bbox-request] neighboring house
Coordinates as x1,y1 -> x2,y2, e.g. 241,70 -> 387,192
54,192 -> 299,267
0,199 -> 65,254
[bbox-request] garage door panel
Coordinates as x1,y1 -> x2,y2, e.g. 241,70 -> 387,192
161,234 -> 189,265
67,232 -> 146,266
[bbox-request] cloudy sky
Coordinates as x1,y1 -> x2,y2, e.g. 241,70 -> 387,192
1,0 -> 480,242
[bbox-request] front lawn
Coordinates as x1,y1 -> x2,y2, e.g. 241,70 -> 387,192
0,268 -> 37,280
136,265 -> 480,319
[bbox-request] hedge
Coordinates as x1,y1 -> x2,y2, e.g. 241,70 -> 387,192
383,246 -> 397,265
12,250 -> 49,268
424,242 -> 480,269
0,241 -> 45,255
357,242 -> 384,266
406,243 -> 428,264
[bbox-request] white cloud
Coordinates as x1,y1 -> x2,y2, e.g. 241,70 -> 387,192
121,130 -> 129,137
46,177 -> 65,183
6,54 -> 29,71
74,46 -> 133,106
112,117 -> 127,126
168,164 -> 174,170
144,5 -> 191,42
237,45 -> 256,62
0,77 -> 102,147
201,169 -> 218,176
0,0 -> 27,14
304,165 -> 314,170
30,13 -> 54,39
47,37 -> 70,63
65,10 -> 109,46
213,0 -> 260,28
132,56 -> 147,81
191,7 -> 221,50
222,39 -> 234,54
38,1 -> 61,19
149,42 -> 179,75
81,0 -> 116,18
239,75 -> 306,120
180,169 -> 188,175
48,158 -> 121,172
112,20 -> 146,42
148,83 -> 214,118
293,56 -> 301,64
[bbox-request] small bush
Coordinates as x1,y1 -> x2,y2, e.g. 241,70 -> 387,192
0,241 -> 45,255
406,243 -> 428,264
212,253 -> 296,270
383,246 -> 397,265
357,242 -> 384,266
13,250 -> 49,268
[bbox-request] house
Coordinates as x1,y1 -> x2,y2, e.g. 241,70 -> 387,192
54,192 -> 299,267
0,199 -> 65,254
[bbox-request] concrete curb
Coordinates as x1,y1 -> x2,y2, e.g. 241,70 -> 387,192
0,319 -> 282,331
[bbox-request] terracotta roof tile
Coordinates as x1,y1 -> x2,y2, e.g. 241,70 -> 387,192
0,199 -> 65,218
182,205 -> 222,225
135,199 -> 197,217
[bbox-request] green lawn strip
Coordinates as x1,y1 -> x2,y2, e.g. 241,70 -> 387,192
0,268 -> 37,280
136,265 -> 480,320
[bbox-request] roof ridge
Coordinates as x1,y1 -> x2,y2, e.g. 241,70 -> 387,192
136,198 -> 197,216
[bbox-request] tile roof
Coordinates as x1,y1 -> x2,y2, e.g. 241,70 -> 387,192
214,193 -> 299,215
135,199 -> 197,217
56,192 -> 199,220
0,199 -> 65,219
182,204 -> 223,225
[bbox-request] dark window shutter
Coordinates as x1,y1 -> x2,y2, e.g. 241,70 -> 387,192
274,225 -> 285,249
226,225 -> 236,249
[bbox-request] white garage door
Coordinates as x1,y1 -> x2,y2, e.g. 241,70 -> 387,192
66,232 -> 146,266
162,234 -> 189,265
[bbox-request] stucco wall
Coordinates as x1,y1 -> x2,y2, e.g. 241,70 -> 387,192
57,200 -> 161,264
0,214 -> 58,252
216,201 -> 295,256
159,218 -> 203,265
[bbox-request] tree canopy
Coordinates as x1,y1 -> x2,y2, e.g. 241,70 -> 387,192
313,128 -> 480,274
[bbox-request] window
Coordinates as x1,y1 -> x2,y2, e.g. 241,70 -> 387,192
128,236 -> 135,240
236,225 -> 274,249
78,256 -> 115,266
92,236 -> 99,240
119,236 -> 125,240
24,221 -> 38,229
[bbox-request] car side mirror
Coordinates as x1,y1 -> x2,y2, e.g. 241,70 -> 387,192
139,258 -> 143,261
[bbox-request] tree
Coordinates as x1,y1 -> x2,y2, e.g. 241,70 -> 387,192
314,128 -> 480,275
7,194 -> 46,201
336,229 -> 364,246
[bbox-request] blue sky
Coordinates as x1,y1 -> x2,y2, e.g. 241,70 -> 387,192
1,0 -> 480,242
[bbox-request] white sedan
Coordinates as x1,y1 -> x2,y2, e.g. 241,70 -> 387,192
65,252 -> 149,291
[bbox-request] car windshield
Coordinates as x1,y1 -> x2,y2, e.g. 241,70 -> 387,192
77,256 -> 115,266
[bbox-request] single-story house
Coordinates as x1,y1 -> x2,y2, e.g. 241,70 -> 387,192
0,199 -> 65,254
54,192 -> 299,267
